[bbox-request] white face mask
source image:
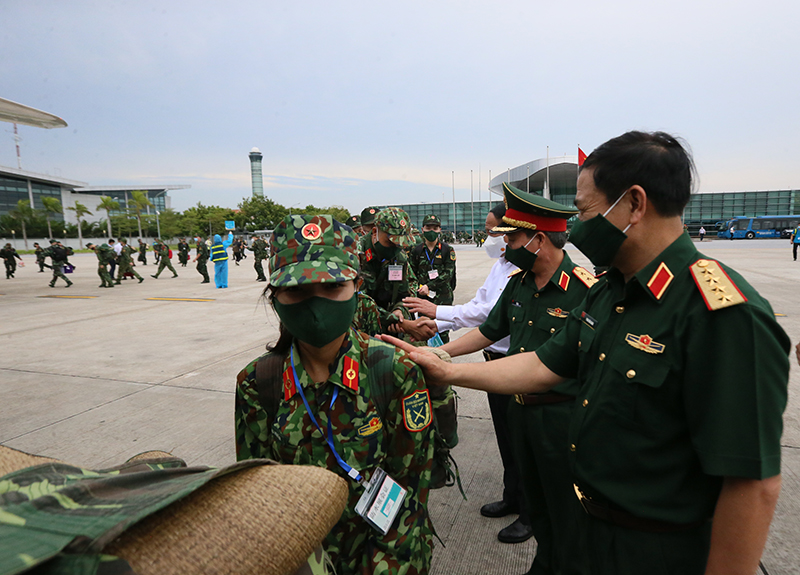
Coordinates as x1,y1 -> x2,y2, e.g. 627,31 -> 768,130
484,234 -> 506,259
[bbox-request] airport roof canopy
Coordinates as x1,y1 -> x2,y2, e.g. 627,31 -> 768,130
0,97 -> 67,129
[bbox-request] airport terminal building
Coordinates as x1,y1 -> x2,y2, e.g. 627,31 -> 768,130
385,156 -> 800,235
0,165 -> 188,227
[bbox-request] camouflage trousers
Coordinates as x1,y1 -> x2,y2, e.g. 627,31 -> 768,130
196,259 -> 210,282
254,257 -> 266,280
97,263 -> 114,287
178,252 -> 189,266
116,262 -> 142,282
50,262 -> 71,286
154,258 -> 177,278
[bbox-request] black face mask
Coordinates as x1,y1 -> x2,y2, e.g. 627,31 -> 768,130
372,237 -> 400,260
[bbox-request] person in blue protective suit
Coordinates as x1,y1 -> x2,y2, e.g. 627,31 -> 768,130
211,231 -> 234,288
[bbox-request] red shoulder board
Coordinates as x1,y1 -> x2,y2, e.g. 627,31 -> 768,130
689,259 -> 747,311
342,356 -> 359,392
572,266 -> 598,288
283,367 -> 296,401
365,249 -> 373,262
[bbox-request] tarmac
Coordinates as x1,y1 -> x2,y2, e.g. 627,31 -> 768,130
1,239 -> 798,575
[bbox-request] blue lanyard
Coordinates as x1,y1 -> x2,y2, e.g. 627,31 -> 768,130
290,347 -> 363,483
424,245 -> 439,266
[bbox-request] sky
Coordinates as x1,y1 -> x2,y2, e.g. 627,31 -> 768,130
2,0 -> 799,213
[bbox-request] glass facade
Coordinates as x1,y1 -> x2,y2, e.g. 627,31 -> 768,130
84,190 -> 168,216
0,175 -> 64,219
383,200 -> 497,234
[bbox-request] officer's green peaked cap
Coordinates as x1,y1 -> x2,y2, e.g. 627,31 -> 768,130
493,182 -> 578,233
360,206 -> 380,226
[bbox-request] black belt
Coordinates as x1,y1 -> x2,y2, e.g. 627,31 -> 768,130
573,484 -> 709,534
482,350 -> 505,362
514,392 -> 575,406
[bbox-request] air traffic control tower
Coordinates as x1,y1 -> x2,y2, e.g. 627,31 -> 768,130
249,147 -> 264,198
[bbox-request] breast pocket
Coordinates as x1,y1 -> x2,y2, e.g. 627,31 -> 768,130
607,345 -> 671,429
536,313 -> 568,338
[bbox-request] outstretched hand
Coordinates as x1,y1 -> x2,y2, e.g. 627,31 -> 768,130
402,297 -> 437,319
379,334 -> 452,387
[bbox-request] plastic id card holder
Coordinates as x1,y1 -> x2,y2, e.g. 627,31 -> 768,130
388,265 -> 403,281
354,467 -> 407,535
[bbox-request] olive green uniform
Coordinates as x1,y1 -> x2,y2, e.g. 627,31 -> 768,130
409,240 -> 456,343
196,241 -> 210,283
152,243 -> 177,278
116,244 -> 143,283
43,244 -> 72,287
92,244 -> 116,287
248,237 -> 268,281
177,240 -> 190,266
480,251 -> 592,575
535,233 -> 789,574
35,245 -> 50,271
359,233 -> 419,330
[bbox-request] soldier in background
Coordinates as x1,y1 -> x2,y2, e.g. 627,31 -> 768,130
177,238 -> 190,267
137,238 -> 148,265
194,236 -> 210,284
357,206 -> 379,252
43,239 -> 72,288
34,242 -> 50,272
0,243 -> 23,278
409,214 -> 456,343
347,214 -> 362,236
116,239 -> 144,284
247,234 -> 268,282
86,242 -> 115,288
150,240 -> 178,279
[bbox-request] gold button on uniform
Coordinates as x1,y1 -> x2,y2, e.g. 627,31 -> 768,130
626,369 -> 636,379
582,399 -> 588,407
520,347 -> 525,352
616,306 -> 625,314
534,293 -> 539,298
578,341 -> 582,348
512,316 -> 516,321
570,444 -> 576,452
550,327 -> 556,333
528,320 -> 533,326
599,353 -> 606,361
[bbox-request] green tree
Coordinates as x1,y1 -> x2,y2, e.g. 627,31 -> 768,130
129,191 -> 154,239
97,196 -> 120,238
9,199 -> 36,249
41,197 -> 63,240
295,204 -> 350,223
66,202 -> 92,249
238,196 -> 288,230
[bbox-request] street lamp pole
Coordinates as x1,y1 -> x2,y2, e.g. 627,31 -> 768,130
155,211 -> 162,240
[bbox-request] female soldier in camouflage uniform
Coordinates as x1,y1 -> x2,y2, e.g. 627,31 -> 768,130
235,214 -> 435,575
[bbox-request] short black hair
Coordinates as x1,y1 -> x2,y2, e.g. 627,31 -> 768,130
581,131 -> 695,217
520,229 -> 567,250
489,202 -> 506,220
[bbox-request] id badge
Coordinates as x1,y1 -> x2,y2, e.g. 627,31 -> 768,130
354,467 -> 407,535
428,290 -> 437,299
427,269 -> 439,280
388,265 -> 403,281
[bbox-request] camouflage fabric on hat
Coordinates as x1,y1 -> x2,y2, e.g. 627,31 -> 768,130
375,207 -> 414,248
269,214 -> 359,287
493,182 -> 579,234
359,206 -> 379,226
422,214 -> 441,227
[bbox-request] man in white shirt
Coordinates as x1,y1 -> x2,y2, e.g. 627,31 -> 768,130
108,239 -> 123,281
403,203 -> 533,544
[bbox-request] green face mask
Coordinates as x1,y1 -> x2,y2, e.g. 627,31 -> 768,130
422,230 -> 439,242
372,237 -> 401,260
273,293 -> 357,348
569,190 -> 631,268
503,234 -> 539,271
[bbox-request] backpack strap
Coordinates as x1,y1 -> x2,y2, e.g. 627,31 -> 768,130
254,353 -> 286,421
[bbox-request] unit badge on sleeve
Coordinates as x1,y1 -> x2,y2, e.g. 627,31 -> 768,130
402,390 -> 432,432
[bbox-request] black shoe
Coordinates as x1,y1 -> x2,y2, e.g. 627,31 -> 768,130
172,274 -> 178,278
497,518 -> 534,544
151,275 -> 158,279
201,280 -> 210,283
98,284 -> 106,288
66,282 -> 73,288
49,283 -> 55,288
480,500 -> 519,518
138,277 -> 144,283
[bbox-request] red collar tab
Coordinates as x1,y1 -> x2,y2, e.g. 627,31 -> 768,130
646,262 -> 674,301
283,367 -> 296,401
343,356 -> 359,392
557,270 -> 570,291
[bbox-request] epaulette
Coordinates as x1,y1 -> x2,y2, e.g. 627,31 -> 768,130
689,258 -> 747,311
572,266 -> 599,288
508,268 -> 524,278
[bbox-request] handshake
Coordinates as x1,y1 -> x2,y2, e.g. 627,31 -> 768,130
385,297 -> 441,342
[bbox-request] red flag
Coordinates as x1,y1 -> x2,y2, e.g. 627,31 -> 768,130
578,147 -> 587,166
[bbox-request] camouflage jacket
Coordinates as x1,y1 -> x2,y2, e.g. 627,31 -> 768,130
0,456 -> 270,575
177,241 -> 190,255
354,292 -> 382,337
42,245 -> 69,265
409,242 -> 456,306
358,234 -> 418,328
35,246 -> 46,263
138,243 -> 147,254
120,245 -> 137,265
235,329 -> 434,575
248,238 -> 268,259
94,243 -> 115,265
196,242 -> 210,262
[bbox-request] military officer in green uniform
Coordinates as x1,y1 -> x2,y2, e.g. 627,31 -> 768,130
386,131 -> 789,575
357,206 -> 380,251
116,239 -> 144,284
177,238 -> 190,266
358,207 -> 419,333
247,234 -> 268,282
236,214 -> 435,575
137,238 -> 148,265
34,242 -> 50,272
86,242 -> 115,288
151,240 -> 178,279
433,184 -> 593,572
194,236 -> 210,283
0,243 -> 22,278
409,214 -> 457,343
347,214 -> 363,236
43,239 -> 73,288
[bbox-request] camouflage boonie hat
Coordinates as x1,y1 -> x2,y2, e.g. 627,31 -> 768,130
422,214 -> 441,226
347,215 -> 361,228
269,214 -> 359,287
375,207 -> 414,248
360,206 -> 379,226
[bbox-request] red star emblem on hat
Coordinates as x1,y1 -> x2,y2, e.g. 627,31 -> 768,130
301,223 -> 322,240
400,220 -> 406,227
